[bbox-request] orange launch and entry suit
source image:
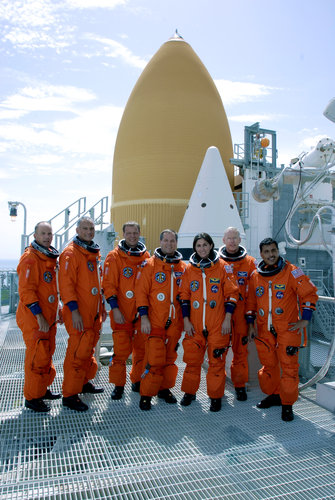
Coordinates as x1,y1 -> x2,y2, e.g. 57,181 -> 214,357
135,248 -> 186,397
180,252 -> 239,399
219,245 -> 257,388
16,242 -> 59,401
246,257 -> 318,405
102,240 -> 149,387
59,237 -> 104,398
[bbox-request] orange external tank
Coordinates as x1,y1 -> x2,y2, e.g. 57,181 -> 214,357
111,32 -> 233,251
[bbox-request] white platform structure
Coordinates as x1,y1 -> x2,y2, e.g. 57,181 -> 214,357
178,146 -> 245,251
317,381 -> 335,412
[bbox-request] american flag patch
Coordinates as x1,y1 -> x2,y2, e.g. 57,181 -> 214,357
225,265 -> 233,274
291,267 -> 304,278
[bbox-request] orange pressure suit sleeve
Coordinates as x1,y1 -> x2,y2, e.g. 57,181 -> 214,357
179,265 -> 192,320
102,249 -> 120,301
289,266 -> 318,319
135,258 -> 153,310
220,261 -> 239,308
245,271 -> 258,321
17,251 -> 41,307
179,265 -> 191,302
58,247 -> 79,306
17,249 -> 58,326
223,272 -> 239,307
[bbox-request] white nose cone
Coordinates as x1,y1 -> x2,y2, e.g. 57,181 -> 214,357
178,146 -> 245,254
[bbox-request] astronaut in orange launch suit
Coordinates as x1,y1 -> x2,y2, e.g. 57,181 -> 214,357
59,217 -> 105,412
102,222 -> 149,400
246,238 -> 318,421
135,229 -> 186,411
16,221 -> 61,413
180,233 -> 239,412
219,227 -> 257,402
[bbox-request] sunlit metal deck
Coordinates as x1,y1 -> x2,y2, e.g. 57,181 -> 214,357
1,316 -> 335,499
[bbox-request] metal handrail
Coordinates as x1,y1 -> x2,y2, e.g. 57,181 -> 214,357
54,196 -> 109,251
317,295 -> 335,303
22,197 -> 87,249
299,295 -> 335,391
21,197 -> 109,252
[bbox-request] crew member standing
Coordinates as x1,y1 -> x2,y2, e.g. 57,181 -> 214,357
136,229 -> 186,411
103,222 -> 149,400
219,227 -> 256,401
246,237 -> 318,421
180,233 -> 239,412
59,216 -> 105,412
16,221 -> 61,412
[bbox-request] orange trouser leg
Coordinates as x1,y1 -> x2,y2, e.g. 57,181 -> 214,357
22,326 -> 56,400
206,334 -> 230,399
140,327 -> 182,396
255,332 -> 281,397
230,316 -> 249,387
62,323 -> 100,398
277,330 -> 301,405
109,329 -> 132,386
140,336 -> 166,396
158,331 -> 181,391
130,330 -> 147,384
181,334 -> 206,395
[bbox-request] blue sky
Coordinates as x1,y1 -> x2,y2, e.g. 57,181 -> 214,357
1,0 -> 335,260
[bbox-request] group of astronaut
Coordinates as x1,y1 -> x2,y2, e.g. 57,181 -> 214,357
16,217 -> 319,422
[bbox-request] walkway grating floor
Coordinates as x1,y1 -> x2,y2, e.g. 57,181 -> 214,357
0,316 -> 335,499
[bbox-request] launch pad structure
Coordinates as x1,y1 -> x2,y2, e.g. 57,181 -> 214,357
2,120 -> 334,498
2,28 -> 335,498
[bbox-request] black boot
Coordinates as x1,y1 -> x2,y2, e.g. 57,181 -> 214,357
139,396 -> 152,411
282,404 -> 294,421
62,395 -> 88,412
235,387 -> 247,401
82,382 -> 104,394
25,398 -> 50,413
209,398 -> 222,412
111,386 -> 124,400
180,393 -> 196,406
42,389 -> 61,400
257,394 -> 281,409
157,389 -> 177,404
131,381 -> 141,392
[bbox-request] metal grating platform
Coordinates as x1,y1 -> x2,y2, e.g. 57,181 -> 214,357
1,316 -> 335,499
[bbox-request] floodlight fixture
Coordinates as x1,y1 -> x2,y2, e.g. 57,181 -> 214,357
8,202 -> 18,221
7,201 -> 28,254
